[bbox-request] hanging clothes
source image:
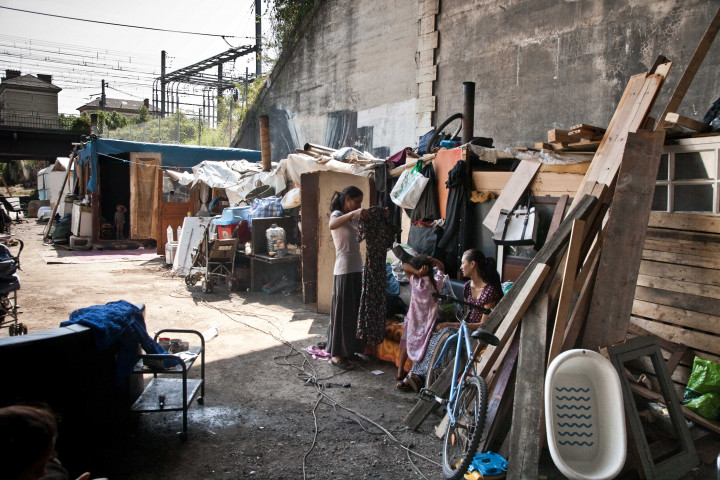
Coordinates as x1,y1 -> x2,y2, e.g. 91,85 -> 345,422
434,160 -> 471,274
356,206 -> 400,345
410,161 -> 440,222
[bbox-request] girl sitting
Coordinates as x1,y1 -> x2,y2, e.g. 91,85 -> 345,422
397,248 -> 502,392
396,255 -> 445,391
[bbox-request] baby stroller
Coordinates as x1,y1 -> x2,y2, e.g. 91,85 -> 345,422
0,238 -> 23,335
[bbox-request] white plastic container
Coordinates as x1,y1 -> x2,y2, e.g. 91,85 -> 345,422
165,242 -> 178,265
545,349 -> 626,480
167,225 -> 174,243
265,224 -> 286,257
176,225 -> 182,243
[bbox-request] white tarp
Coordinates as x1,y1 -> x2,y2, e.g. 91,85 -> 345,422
164,160 -> 286,205
281,153 -> 376,186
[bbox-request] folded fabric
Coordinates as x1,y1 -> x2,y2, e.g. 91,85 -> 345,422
61,300 -> 168,385
306,345 -> 331,360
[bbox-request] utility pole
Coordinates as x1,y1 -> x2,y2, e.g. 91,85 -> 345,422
160,50 -> 166,117
100,79 -> 106,111
255,0 -> 262,77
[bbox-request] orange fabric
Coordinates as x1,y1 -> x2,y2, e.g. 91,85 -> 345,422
376,321 -> 412,371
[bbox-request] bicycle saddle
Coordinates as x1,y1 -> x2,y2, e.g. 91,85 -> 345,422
471,328 -> 500,346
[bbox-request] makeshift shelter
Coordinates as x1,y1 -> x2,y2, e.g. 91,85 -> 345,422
74,139 -> 261,254
37,157 -> 73,216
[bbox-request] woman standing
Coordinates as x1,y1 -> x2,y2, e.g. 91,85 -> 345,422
327,186 -> 368,370
398,248 -> 502,391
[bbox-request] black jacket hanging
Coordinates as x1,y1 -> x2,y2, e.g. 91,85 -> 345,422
434,159 -> 471,274
410,162 -> 440,222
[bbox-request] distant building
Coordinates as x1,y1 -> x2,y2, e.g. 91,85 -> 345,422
77,97 -> 155,117
0,69 -> 62,129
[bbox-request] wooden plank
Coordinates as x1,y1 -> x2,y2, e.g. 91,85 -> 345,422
643,238 -> 720,257
581,130 -> 666,349
637,274 -> 720,300
483,194 -> 598,335
641,249 -> 720,269
632,299 -> 720,335
648,212 -> 720,234
656,6 -> 720,131
471,171 -> 513,194
478,264 -> 551,379
639,260 -> 720,287
663,112 -> 711,133
646,226 -> 720,245
506,293 -> 549,480
634,285 -> 720,317
629,383 -> 720,435
563,249 -> 600,351
570,123 -> 606,133
478,332 -> 519,453
547,128 -> 570,143
529,172 -> 584,197
631,316 -> 720,357
546,195 -> 569,239
547,219 -> 586,365
571,73 -> 648,208
482,160 -> 541,232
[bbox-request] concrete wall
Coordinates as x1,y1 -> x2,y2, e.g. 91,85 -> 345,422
237,0 -> 720,156
237,0 -> 420,161
434,0 -> 720,148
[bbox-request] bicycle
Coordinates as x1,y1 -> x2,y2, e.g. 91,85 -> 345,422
419,292 -> 500,480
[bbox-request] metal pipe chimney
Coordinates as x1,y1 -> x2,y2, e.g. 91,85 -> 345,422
462,81 -> 475,144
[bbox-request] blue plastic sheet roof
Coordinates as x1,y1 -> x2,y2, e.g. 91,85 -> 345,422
76,138 -> 261,191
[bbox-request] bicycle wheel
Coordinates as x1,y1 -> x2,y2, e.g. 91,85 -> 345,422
425,330 -> 467,389
441,375 -> 488,480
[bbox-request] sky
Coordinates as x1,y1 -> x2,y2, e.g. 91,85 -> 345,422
0,0 -> 273,115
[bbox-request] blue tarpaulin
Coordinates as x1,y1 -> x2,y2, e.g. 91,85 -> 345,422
76,138 -> 261,191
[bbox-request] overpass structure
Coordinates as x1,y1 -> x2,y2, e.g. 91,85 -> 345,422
0,116 -> 83,162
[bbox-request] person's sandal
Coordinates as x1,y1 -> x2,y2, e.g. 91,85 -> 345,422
396,374 -> 421,392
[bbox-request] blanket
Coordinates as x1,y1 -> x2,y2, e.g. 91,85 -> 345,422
61,300 -> 168,384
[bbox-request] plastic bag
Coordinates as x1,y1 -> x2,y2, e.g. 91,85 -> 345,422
682,357 -> 720,419
390,161 -> 429,209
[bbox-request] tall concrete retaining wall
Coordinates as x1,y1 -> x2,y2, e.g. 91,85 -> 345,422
236,0 -> 720,157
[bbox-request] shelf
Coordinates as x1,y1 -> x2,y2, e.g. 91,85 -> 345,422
131,377 -> 203,412
134,346 -> 202,373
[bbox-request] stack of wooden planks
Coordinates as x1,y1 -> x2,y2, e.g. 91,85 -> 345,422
405,58 -> 678,479
538,123 -> 606,152
628,211 -> 720,435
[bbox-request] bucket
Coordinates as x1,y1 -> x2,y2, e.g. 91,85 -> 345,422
216,223 -> 239,239
165,242 -> 178,265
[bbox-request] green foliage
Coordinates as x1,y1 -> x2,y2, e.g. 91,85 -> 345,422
265,0 -> 315,51
104,111 -> 129,130
135,105 -> 150,124
70,114 -> 91,135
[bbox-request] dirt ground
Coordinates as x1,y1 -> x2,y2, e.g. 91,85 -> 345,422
5,220 -> 451,480
5,220 -> 716,480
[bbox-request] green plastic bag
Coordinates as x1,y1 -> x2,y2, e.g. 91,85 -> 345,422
682,357 -> 720,419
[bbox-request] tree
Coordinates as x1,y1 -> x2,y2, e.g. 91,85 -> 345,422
135,105 -> 150,124
70,115 -> 91,134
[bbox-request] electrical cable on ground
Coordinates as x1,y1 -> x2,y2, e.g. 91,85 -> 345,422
197,297 -> 441,479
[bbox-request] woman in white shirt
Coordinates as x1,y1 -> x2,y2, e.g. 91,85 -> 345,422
327,186 -> 369,370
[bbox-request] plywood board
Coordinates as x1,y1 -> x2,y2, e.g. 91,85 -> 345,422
433,148 -> 463,219
639,260 -> 720,287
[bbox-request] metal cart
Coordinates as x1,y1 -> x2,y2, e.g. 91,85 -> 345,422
184,224 -> 238,293
0,237 -> 23,335
131,329 -> 205,441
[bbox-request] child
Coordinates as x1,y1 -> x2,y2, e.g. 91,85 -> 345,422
396,254 -> 445,390
114,204 -> 127,240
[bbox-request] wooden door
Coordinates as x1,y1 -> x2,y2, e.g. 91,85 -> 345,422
129,152 -> 160,240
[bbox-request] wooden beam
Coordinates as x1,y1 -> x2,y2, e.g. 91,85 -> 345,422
656,5 -> 720,131
547,219 -> 586,366
506,293 -> 549,480
563,254 -> 600,351
648,211 -> 720,235
581,130 -> 666,349
482,160 -> 541,232
546,194 -> 569,239
663,112 -> 711,133
630,383 -> 720,435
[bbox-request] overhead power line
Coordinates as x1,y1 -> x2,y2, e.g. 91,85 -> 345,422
0,6 -> 256,39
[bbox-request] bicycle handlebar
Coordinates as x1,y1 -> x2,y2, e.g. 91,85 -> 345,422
432,292 -> 492,315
